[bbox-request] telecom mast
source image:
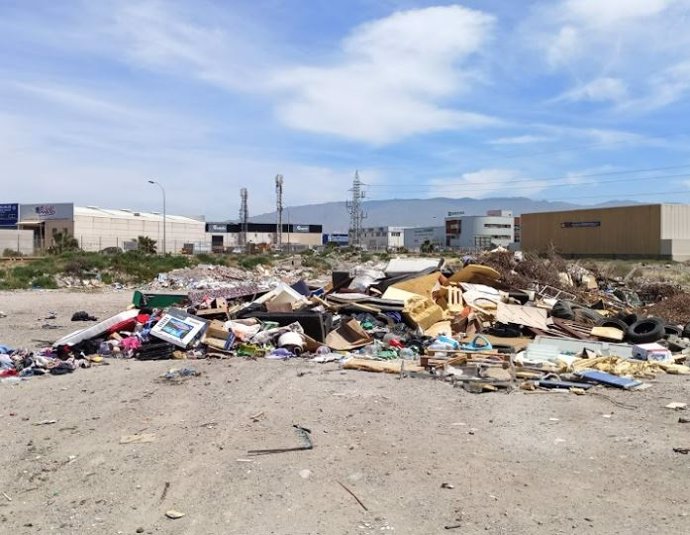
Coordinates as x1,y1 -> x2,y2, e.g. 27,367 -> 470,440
275,174 -> 284,248
239,187 -> 248,247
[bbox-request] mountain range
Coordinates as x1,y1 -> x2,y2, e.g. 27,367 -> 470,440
247,197 -> 640,233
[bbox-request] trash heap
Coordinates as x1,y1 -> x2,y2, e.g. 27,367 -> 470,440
2,252 -> 689,393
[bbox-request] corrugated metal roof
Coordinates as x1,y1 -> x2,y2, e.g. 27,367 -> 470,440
74,206 -> 204,224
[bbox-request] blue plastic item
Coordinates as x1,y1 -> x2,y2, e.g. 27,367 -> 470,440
459,335 -> 493,352
436,335 -> 460,350
575,370 -> 642,389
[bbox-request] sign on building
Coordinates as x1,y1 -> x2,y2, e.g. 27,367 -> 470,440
294,225 -> 309,233
0,203 -> 19,227
20,203 -> 74,221
561,221 -> 601,229
207,223 -> 228,233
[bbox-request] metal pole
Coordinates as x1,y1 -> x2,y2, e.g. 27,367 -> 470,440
148,180 -> 166,254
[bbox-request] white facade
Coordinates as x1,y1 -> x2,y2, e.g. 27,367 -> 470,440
446,211 -> 514,249
358,226 -> 407,251
72,207 -> 206,252
403,226 -> 446,251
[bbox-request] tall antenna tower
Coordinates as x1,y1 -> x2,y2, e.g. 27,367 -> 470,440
275,174 -> 284,249
239,187 -> 248,247
346,170 -> 367,247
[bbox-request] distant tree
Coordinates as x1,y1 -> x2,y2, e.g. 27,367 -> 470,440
135,236 -> 158,255
420,240 -> 434,253
48,231 -> 79,255
2,248 -> 23,257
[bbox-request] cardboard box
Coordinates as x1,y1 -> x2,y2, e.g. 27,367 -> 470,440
632,343 -> 672,362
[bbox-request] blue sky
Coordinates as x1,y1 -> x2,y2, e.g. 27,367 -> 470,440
3,0 -> 690,219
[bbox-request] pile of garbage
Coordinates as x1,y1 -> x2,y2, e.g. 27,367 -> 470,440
2,253 -> 689,393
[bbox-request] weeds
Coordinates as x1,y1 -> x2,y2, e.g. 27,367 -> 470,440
237,255 -> 273,270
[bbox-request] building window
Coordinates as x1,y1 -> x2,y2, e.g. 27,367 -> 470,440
484,223 -> 511,229
390,232 -> 401,237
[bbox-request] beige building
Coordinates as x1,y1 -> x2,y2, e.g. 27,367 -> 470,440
17,203 -> 206,253
521,204 -> 690,261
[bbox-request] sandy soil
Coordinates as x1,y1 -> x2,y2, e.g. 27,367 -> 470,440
0,290 -> 689,535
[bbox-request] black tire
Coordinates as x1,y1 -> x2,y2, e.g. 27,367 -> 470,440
627,317 -> 666,344
664,325 -> 683,337
574,308 -> 604,323
551,301 -> 575,320
488,323 -> 522,338
508,291 -> 530,305
682,322 -> 690,339
616,312 -> 638,326
597,318 -> 628,331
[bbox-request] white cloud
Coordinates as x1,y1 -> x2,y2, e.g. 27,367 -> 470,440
559,77 -> 628,102
562,0 -> 675,26
109,1 -> 266,91
547,25 -> 581,67
634,61 -> 690,109
271,6 -> 498,144
530,0 -> 690,110
429,169 -> 548,199
490,135 -> 550,145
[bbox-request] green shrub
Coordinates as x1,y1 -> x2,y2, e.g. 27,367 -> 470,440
238,255 -> 273,270
195,253 -> 228,266
30,275 -> 58,289
2,248 -> 23,257
301,255 -> 330,271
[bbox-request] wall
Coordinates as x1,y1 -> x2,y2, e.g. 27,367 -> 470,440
73,214 -> 206,252
403,226 -> 446,251
521,205 -> 662,257
206,231 -> 322,250
0,229 -> 34,255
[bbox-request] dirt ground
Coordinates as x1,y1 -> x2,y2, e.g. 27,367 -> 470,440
0,290 -> 689,535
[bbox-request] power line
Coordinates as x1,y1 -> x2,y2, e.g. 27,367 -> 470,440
346,170 -> 367,247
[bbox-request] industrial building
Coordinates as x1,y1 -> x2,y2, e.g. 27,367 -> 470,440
322,233 -> 349,247
2,202 -> 206,253
521,204 -> 690,261
205,222 -> 323,252
445,210 -> 515,249
357,226 -> 407,251
403,226 -> 446,251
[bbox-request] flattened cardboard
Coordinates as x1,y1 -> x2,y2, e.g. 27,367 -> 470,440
326,319 -> 372,351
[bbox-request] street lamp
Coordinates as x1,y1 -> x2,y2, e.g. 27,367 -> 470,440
147,180 -> 166,254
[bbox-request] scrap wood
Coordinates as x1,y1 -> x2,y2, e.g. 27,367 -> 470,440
247,425 -> 313,455
120,433 -> 156,444
337,481 -> 368,511
343,358 -> 424,374
311,295 -> 340,312
496,302 -> 550,330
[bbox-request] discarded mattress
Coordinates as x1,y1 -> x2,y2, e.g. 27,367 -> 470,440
53,309 -> 140,347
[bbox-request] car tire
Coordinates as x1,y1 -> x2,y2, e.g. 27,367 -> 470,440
596,318 -> 628,331
551,301 -> 575,320
615,312 -> 638,326
627,317 -> 666,344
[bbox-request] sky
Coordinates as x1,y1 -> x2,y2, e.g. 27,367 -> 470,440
3,0 -> 690,220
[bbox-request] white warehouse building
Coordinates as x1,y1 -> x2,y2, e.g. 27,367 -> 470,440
11,203 -> 206,253
356,226 -> 408,251
445,210 -> 515,249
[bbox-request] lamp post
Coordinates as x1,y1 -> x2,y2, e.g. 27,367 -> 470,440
147,180 -> 166,254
